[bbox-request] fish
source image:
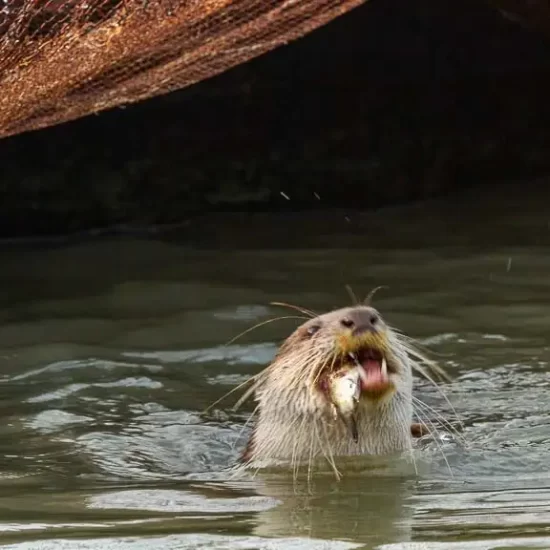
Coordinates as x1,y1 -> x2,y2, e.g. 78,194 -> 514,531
328,367 -> 361,443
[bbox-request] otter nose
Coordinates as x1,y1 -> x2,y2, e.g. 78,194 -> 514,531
339,309 -> 380,335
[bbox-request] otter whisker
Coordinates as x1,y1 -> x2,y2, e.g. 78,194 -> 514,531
392,331 -> 462,434
318,420 -> 341,481
409,360 -> 450,393
412,395 -> 466,447
281,344 -> 331,389
232,403 -> 261,452
363,285 -> 389,305
311,419 -> 339,481
407,347 -> 452,384
204,374 -> 260,415
414,368 -> 463,435
310,350 -> 337,388
233,375 -> 266,411
270,302 -> 317,318
272,353 -> 320,391
345,284 -> 360,306
408,446 -> 419,476
292,414 -> 309,484
392,331 -> 452,382
390,329 -> 454,359
412,397 -> 444,439
307,423 -> 315,490
291,421 -> 301,482
397,406 -> 418,476
228,366 -> 273,413
226,315 -> 309,346
408,443 -> 419,476
411,413 -> 432,443
246,406 -> 304,474
277,341 -> 328,372
412,401 -> 454,478
407,357 -> 464,434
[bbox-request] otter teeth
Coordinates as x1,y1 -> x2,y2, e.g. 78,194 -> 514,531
349,352 -> 388,377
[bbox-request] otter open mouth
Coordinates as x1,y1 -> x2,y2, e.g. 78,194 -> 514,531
323,345 -> 395,443
347,348 -> 393,397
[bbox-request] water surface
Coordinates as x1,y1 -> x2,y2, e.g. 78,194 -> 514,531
0,183 -> 549,549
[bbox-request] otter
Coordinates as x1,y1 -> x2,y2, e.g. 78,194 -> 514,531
239,305 -> 435,468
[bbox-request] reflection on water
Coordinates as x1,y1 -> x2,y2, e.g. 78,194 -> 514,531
0,184 -> 550,548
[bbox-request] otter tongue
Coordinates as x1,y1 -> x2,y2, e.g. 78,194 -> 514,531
358,357 -> 388,392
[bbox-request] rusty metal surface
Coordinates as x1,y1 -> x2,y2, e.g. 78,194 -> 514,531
0,0 -> 366,138
488,0 -> 550,31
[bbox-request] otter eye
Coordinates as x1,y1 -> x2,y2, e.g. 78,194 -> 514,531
306,325 -> 321,337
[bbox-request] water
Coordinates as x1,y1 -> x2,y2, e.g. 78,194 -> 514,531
0,183 -> 550,549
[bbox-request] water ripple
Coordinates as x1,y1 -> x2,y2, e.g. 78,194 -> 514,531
123,343 -> 277,366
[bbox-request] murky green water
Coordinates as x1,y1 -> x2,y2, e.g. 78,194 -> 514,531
1,183 -> 550,549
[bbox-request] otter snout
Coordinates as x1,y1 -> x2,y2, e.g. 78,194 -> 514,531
339,307 -> 380,336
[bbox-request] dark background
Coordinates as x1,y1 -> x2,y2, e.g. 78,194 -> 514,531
2,0 -> 550,238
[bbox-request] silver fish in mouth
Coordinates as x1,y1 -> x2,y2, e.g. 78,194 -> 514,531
328,351 -> 390,442
328,366 -> 361,443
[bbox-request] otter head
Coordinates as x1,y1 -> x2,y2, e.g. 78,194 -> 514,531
242,305 -> 414,467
